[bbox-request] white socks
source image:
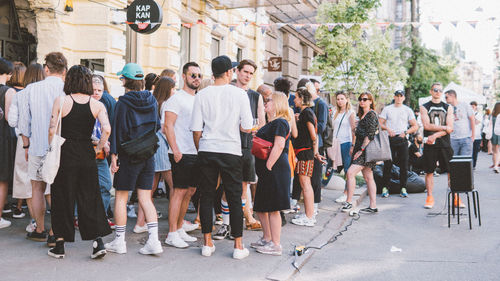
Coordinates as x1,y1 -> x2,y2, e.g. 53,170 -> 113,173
147,222 -> 158,241
221,200 -> 230,225
115,225 -> 126,242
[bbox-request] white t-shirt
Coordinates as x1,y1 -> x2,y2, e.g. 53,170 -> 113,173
473,111 -> 483,140
332,109 -> 354,144
380,104 -> 415,135
190,84 -> 253,156
162,90 -> 197,155
451,102 -> 474,139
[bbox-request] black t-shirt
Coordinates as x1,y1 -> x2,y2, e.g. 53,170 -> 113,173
256,118 -> 290,154
423,101 -> 450,147
294,107 -> 316,160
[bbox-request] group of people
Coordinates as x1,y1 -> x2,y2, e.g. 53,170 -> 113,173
1,52 -> 499,261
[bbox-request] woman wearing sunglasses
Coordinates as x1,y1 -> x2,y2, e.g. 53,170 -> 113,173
341,92 -> 379,214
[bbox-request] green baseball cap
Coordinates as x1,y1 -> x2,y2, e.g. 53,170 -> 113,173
117,63 -> 144,80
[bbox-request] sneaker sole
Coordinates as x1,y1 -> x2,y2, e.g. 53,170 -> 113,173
256,249 -> 282,256
48,251 -> 64,259
213,236 -> 227,240
13,214 -> 26,219
139,248 -> 163,255
91,249 -> 107,259
423,205 -> 433,209
105,246 -> 127,254
165,241 -> 189,248
341,208 -> 352,213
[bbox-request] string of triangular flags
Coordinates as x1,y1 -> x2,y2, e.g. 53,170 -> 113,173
167,18 -> 498,34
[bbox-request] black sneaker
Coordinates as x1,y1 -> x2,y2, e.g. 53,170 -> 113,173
3,204 -> 12,214
47,235 -> 56,247
341,202 -> 353,212
27,230 -> 47,242
359,207 -> 378,214
91,238 -> 107,259
12,208 -> 26,219
48,240 -> 65,259
213,224 -> 230,240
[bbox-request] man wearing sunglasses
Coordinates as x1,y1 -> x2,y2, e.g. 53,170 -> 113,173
163,62 -> 201,248
379,90 -> 418,198
420,83 -> 454,209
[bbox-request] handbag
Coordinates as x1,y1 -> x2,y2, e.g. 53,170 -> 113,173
39,98 -> 66,184
326,112 -> 346,167
365,124 -> 392,163
251,123 -> 291,160
120,123 -> 159,163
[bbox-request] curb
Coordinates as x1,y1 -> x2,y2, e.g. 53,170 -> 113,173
266,187 -> 368,281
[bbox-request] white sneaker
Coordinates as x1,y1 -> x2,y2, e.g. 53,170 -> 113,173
104,238 -> 127,254
182,220 -> 199,233
0,218 -> 11,229
133,224 -> 148,234
233,247 -> 250,260
291,215 -> 316,227
139,239 -> 163,255
335,194 -> 347,203
26,219 -> 37,233
177,228 -> 197,242
165,232 -> 189,248
127,205 -> 137,218
201,245 -> 216,257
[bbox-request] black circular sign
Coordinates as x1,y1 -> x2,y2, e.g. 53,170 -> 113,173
127,0 -> 163,34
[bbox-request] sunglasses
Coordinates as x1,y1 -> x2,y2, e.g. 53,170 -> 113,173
358,97 -> 369,102
432,88 -> 442,93
188,73 -> 202,79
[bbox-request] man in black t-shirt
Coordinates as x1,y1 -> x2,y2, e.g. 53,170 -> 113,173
419,82 -> 454,209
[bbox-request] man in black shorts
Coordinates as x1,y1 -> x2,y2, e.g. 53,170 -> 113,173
163,62 -> 201,248
420,82 -> 454,209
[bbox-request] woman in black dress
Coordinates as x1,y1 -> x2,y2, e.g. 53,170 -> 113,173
48,65 -> 112,259
253,92 -> 292,256
342,92 -> 379,214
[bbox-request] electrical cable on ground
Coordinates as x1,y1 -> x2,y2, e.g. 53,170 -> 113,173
291,211 -> 361,272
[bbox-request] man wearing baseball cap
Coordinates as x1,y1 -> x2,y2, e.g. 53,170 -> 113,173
379,90 -> 418,198
191,55 -> 253,259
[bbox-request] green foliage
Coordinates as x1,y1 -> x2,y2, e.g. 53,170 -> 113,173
313,0 -> 407,99
401,41 -> 459,109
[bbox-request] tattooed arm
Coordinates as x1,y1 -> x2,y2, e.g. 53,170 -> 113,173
48,96 -> 62,144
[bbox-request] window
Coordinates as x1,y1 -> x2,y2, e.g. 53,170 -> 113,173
236,47 -> 243,62
211,37 -> 220,59
81,59 -> 105,73
179,25 -> 191,70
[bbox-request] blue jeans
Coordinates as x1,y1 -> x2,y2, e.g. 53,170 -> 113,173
472,139 -> 481,167
322,142 -> 352,186
451,137 -> 473,156
96,159 -> 112,213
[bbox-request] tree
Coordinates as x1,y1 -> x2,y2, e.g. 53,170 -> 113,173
313,0 -> 407,100
400,42 -> 459,108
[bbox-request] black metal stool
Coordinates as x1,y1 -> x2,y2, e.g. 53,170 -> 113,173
447,156 -> 482,229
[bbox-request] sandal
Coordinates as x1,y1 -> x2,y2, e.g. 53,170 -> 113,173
246,221 -> 262,231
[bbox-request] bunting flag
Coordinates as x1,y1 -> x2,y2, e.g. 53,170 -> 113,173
466,20 -> 478,29
161,19 -> 498,33
261,26 -> 267,34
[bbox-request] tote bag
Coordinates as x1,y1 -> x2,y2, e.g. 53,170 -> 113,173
326,112 -> 346,169
39,98 -> 65,184
365,125 -> 392,163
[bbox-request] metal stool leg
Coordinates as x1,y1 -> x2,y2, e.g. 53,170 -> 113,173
452,192 -> 455,217
472,190 -> 477,218
456,193 -> 460,225
475,191 -> 481,226
466,192 -> 472,230
447,191 -> 451,228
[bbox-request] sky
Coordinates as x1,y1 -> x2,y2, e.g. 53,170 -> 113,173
419,0 -> 500,74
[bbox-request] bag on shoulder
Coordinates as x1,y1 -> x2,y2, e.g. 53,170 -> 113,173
365,122 -> 392,163
40,98 -> 65,184
121,127 -> 159,163
315,102 -> 334,148
251,136 -> 273,160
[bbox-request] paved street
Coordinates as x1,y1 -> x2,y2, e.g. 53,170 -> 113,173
0,152 -> 498,281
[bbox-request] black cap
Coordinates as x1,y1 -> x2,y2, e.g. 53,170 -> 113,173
394,90 -> 404,96
212,55 -> 239,76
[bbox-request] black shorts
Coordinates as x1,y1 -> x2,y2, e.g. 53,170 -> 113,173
169,154 -> 198,189
241,148 -> 256,182
114,156 -> 154,191
422,144 -> 453,174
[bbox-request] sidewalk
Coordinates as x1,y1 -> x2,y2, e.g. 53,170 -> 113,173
0,179 -> 362,281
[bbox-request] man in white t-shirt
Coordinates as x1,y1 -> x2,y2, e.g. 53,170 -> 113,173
445,90 -> 475,156
163,62 -> 201,248
379,90 -> 418,198
191,55 -> 253,259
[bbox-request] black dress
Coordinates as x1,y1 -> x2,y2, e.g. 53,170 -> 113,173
0,84 -> 16,182
51,96 -> 111,242
352,110 -> 379,168
254,118 -> 291,212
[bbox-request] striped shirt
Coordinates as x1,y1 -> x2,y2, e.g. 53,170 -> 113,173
18,76 -> 65,156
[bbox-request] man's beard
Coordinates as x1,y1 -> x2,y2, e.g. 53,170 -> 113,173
187,81 -> 199,90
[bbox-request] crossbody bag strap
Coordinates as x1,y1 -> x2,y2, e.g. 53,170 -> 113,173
56,97 -> 64,136
335,112 -> 347,138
